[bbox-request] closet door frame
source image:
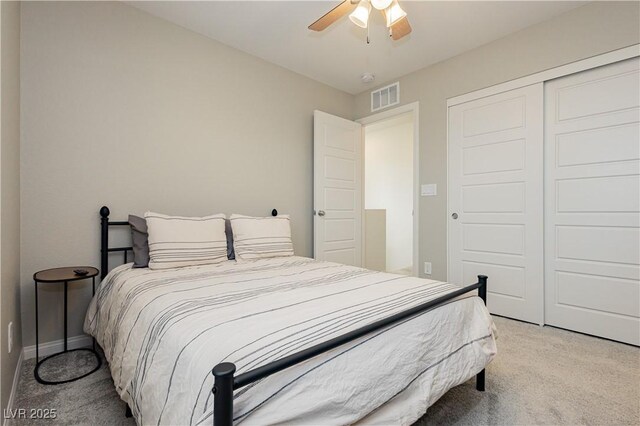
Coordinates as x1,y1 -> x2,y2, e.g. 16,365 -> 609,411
448,45 -> 639,108
446,44 -> 639,326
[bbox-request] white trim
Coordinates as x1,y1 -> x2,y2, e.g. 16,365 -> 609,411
358,124 -> 366,269
445,105 -> 450,282
3,350 -> 23,426
447,44 -> 640,107
23,335 -> 93,360
357,101 -> 420,277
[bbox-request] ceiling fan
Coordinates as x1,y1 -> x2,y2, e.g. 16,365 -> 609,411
309,0 -> 412,41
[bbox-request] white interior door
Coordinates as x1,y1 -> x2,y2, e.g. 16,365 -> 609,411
544,58 -> 640,345
314,110 -> 362,266
448,84 -> 544,324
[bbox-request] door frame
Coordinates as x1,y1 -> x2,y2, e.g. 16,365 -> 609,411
446,43 -> 639,325
357,102 -> 420,276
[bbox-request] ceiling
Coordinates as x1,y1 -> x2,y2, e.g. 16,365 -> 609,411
127,1 -> 587,94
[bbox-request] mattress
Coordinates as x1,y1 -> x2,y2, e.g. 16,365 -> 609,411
84,256 -> 497,425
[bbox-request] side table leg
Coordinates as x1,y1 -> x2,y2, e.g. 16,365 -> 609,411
64,281 -> 68,352
92,276 -> 96,351
35,281 -> 39,362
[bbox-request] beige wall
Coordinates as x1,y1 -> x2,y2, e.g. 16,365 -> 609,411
17,1 -> 640,350
20,1 -> 354,347
354,1 -> 640,281
1,0 -> 22,413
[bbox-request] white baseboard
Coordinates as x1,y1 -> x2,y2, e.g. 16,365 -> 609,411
3,349 -> 24,426
23,335 -> 93,360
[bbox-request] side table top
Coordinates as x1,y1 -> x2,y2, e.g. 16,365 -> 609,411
34,267 -> 99,283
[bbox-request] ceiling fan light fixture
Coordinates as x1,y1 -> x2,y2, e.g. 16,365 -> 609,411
349,0 -> 371,28
371,0 -> 392,10
385,0 -> 407,28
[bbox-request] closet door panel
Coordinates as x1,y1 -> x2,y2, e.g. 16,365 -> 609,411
449,83 -> 544,324
545,57 -> 640,345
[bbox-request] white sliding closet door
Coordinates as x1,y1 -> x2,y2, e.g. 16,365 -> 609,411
544,58 -> 640,345
449,84 -> 544,324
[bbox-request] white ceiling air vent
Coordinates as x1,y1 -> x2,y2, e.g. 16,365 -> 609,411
371,82 -> 400,112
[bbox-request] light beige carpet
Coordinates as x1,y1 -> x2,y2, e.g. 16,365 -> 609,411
417,316 -> 639,425
10,316 -> 640,425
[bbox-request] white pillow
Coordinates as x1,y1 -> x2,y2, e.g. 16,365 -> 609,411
230,214 -> 294,261
145,212 -> 228,270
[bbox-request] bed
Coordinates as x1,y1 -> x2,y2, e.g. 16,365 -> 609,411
86,207 -> 497,425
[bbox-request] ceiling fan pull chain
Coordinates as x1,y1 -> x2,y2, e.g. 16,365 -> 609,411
367,24 -> 370,44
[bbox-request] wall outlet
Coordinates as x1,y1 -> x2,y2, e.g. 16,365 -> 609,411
8,321 -> 13,353
424,262 -> 432,275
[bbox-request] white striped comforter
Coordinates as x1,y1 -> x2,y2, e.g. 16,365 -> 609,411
84,256 -> 497,426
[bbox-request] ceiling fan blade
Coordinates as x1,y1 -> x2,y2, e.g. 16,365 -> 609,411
308,1 -> 355,31
390,17 -> 411,40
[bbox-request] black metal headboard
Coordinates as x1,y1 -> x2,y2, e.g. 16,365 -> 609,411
99,206 -> 280,279
99,206 -> 133,280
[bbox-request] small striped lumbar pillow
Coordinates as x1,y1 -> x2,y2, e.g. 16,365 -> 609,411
145,212 -> 228,270
230,214 -> 294,261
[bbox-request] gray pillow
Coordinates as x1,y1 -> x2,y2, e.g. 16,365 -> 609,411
129,215 -> 150,268
225,219 -> 235,260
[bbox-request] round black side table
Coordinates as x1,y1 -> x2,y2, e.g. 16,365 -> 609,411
33,266 -> 102,385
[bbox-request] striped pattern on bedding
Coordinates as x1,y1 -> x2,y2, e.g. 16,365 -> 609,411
83,257 -> 489,426
230,214 -> 294,261
145,212 -> 228,270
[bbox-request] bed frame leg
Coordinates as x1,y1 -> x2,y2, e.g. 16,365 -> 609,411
213,362 -> 236,426
476,275 -> 488,392
100,206 -> 110,280
476,369 -> 485,391
125,404 -> 132,418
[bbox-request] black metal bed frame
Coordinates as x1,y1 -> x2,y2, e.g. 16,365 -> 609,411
99,206 -> 488,426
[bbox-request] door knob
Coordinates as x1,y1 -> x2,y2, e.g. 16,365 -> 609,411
451,212 -> 458,220
318,210 -> 326,217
